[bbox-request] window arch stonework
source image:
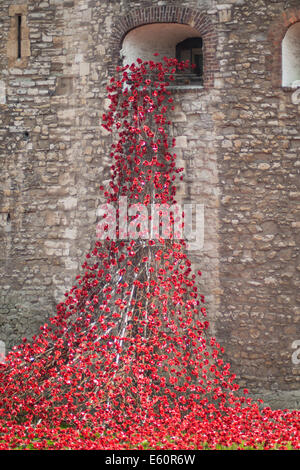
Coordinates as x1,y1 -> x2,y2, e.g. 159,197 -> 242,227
268,7 -> 300,88
7,4 -> 30,68
109,6 -> 217,88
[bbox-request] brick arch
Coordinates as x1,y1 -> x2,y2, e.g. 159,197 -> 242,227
268,7 -> 300,88
110,5 -> 217,88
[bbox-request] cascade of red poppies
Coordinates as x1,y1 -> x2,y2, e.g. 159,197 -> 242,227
0,57 -> 299,449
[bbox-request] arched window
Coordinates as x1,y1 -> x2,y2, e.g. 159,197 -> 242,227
282,22 -> 300,87
121,23 -> 203,86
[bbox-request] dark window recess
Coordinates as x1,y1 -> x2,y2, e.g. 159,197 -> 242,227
175,37 -> 203,85
7,213 -> 11,224
17,14 -> 22,59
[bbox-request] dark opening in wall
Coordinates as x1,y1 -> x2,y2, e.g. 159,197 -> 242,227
17,14 -> 22,59
7,4 -> 30,68
176,37 -> 203,85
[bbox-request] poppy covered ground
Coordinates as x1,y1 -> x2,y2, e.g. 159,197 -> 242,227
0,57 -> 299,450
